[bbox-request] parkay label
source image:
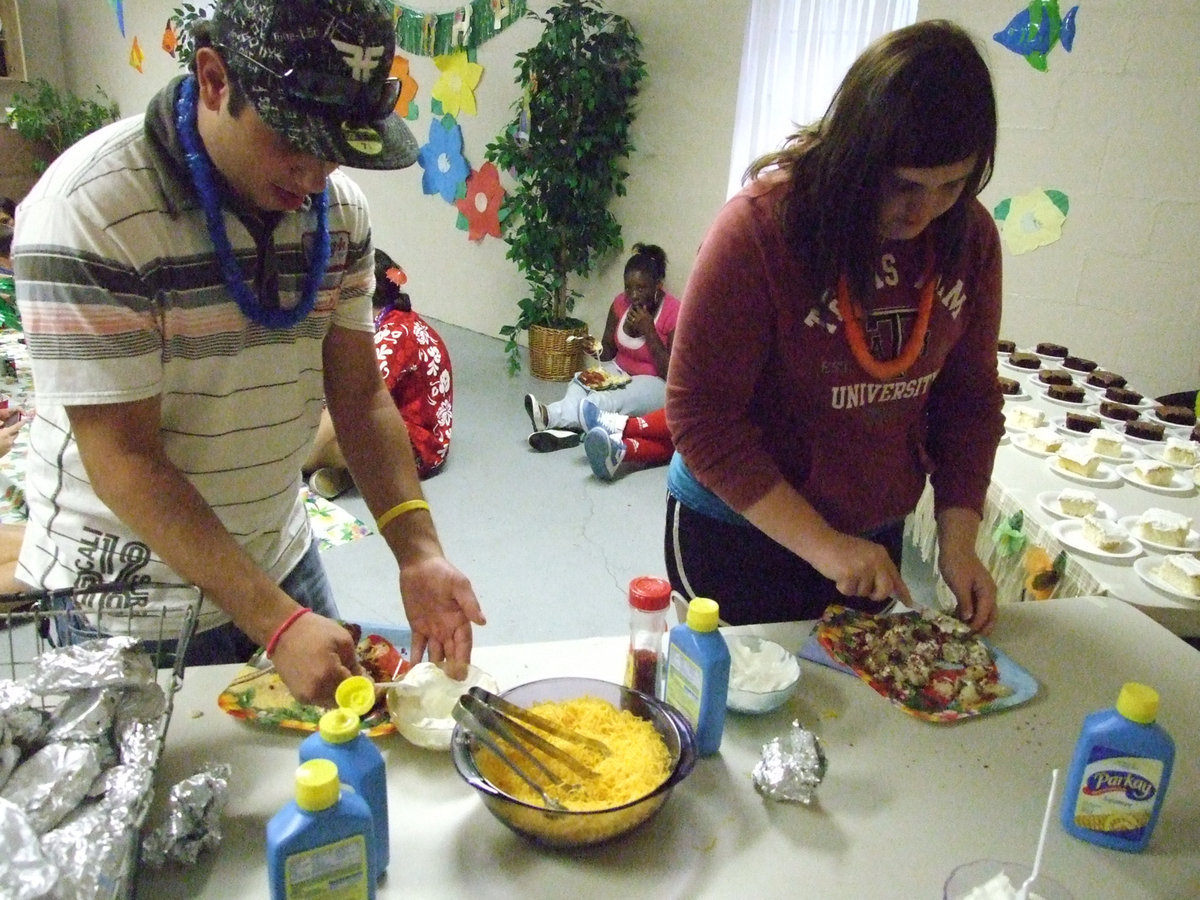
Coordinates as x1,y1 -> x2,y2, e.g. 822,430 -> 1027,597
1082,769 -> 1157,802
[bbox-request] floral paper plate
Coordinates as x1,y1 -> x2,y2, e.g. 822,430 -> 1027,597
217,626 -> 410,735
815,606 -> 1037,723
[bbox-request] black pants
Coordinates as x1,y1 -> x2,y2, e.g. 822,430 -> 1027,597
664,494 -> 903,624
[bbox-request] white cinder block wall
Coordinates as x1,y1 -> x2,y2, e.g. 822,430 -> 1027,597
922,0 -> 1200,399
6,0 -> 1197,397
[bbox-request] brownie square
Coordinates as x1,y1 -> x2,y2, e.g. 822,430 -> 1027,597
1065,412 -> 1102,433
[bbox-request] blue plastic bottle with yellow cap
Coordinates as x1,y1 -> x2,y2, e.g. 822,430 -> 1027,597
299,677 -> 389,877
267,758 -> 376,899
1061,682 -> 1175,852
664,597 -> 730,756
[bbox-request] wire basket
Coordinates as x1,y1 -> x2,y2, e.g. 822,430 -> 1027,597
1,581 -> 202,900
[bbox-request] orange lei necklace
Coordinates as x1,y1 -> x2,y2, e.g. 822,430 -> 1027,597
838,239 -> 936,381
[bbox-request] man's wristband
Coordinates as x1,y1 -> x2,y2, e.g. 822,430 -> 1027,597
265,607 -> 311,658
375,499 -> 431,532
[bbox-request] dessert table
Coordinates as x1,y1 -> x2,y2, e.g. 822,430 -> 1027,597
137,596 -> 1199,899
909,359 -> 1200,637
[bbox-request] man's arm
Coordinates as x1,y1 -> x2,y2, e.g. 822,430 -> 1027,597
67,397 -> 363,706
322,324 -> 485,677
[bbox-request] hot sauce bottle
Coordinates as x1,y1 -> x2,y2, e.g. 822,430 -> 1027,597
624,576 -> 672,696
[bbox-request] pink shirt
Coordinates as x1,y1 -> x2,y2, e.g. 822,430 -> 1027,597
611,291 -> 681,377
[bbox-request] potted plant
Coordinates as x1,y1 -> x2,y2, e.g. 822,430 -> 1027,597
6,78 -> 119,174
487,0 -> 645,378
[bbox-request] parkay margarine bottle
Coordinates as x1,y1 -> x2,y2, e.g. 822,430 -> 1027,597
664,597 -> 730,756
1061,682 -> 1175,852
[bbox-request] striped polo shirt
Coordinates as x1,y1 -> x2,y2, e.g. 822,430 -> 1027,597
11,78 -> 375,631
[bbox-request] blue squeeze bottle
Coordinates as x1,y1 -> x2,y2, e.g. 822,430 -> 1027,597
300,677 -> 390,877
664,597 -> 730,755
267,758 -> 376,900
1061,682 -> 1175,852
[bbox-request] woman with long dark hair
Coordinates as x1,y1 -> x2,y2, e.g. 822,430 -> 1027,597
665,20 -> 1004,631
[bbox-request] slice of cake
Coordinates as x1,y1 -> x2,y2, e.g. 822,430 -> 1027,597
1082,515 -> 1128,552
1133,458 -> 1174,486
1156,405 -> 1197,427
1048,384 -> 1086,404
1088,430 -> 1126,459
1163,438 -> 1200,466
1064,411 -> 1102,434
998,376 -> 1021,396
1137,508 -> 1192,547
1098,400 -> 1140,422
1026,427 -> 1064,453
1087,369 -> 1127,389
1055,443 -> 1100,477
1106,386 -> 1144,406
1057,488 -> 1097,517
1010,407 -> 1047,431
1036,341 -> 1068,358
1125,420 -> 1165,442
1008,351 -> 1042,370
997,339 -> 1016,354
1062,355 -> 1097,373
1038,369 -> 1073,386
1158,554 -> 1200,597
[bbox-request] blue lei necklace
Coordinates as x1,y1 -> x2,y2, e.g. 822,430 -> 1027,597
175,75 -> 330,330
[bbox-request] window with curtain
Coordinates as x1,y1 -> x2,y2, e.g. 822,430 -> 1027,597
727,0 -> 918,198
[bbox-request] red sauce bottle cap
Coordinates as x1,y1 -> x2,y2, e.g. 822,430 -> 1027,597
629,576 -> 671,612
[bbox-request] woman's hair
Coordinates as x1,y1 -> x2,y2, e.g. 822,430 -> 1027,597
746,19 -> 996,302
624,243 -> 668,284
373,248 -> 412,313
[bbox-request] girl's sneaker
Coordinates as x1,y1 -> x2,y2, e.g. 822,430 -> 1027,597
584,427 -> 625,481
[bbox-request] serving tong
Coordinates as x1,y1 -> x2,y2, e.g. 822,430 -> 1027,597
452,687 -> 611,811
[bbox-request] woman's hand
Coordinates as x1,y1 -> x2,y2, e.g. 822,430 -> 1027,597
0,413 -> 24,458
625,304 -> 656,338
807,531 -> 912,606
936,507 -> 996,633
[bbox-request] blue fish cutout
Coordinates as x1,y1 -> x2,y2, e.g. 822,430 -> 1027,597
994,0 -> 1078,72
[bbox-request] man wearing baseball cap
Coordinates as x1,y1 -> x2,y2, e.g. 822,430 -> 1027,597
11,0 -> 485,707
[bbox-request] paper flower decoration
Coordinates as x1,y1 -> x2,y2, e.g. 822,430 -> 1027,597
1022,546 -> 1065,601
455,162 -> 505,241
162,20 -> 179,56
129,36 -> 144,73
991,510 -> 1027,557
418,115 -> 470,204
389,55 -> 420,121
994,189 -> 1069,255
431,51 -> 484,117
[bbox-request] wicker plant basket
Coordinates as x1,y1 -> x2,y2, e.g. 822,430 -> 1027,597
528,322 -> 588,381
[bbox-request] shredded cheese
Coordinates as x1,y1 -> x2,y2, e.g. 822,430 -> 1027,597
475,695 -> 671,811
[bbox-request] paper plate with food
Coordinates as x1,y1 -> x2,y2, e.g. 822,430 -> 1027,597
577,367 -> 632,390
815,605 -> 1037,723
217,623 -> 410,735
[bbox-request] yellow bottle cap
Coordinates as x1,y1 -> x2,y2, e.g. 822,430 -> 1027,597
686,597 -> 720,632
295,758 -> 340,811
335,675 -> 377,717
318,707 -> 362,744
1116,682 -> 1159,724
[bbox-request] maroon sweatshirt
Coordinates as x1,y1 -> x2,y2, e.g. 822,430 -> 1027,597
667,175 -> 1005,535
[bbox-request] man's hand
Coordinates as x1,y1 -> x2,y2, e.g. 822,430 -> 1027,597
399,556 -> 486,680
270,612 -> 364,707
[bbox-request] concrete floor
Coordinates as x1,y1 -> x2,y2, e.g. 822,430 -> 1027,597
322,319 -> 671,647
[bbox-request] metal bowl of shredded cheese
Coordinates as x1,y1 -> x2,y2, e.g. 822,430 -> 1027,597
450,677 -> 697,847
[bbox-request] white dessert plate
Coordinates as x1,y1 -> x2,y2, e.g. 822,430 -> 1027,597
1013,433 -> 1061,457
1143,444 -> 1199,469
1120,427 -> 1168,446
1116,463 -> 1195,495
1051,518 -> 1142,561
1085,442 -> 1141,464
1133,556 -> 1200,602
1146,411 -> 1195,432
1036,490 -> 1116,521
1044,455 -> 1119,485
1000,388 -> 1032,402
1117,515 -> 1200,555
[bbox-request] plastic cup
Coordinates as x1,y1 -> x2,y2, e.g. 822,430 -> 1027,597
944,859 -> 1073,900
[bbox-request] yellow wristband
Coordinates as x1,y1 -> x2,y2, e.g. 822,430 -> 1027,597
375,499 -> 431,532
